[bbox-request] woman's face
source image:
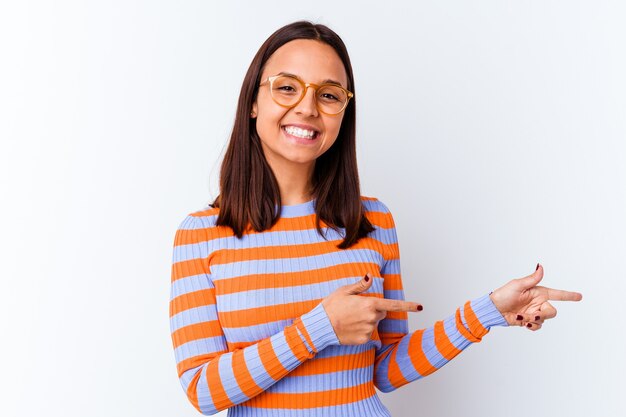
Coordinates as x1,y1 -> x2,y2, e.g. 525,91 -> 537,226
251,39 -> 348,173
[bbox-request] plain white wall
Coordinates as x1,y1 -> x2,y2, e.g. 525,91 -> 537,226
1,1 -> 624,416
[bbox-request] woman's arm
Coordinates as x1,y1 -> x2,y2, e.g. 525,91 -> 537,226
372,206 -> 508,392
372,203 -> 583,391
170,214 -> 339,415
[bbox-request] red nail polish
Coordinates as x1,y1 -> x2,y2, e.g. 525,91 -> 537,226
416,305 -> 423,311
536,263 -> 540,271
364,274 -> 370,282
535,315 -> 540,321
516,315 -> 523,320
526,323 -> 532,328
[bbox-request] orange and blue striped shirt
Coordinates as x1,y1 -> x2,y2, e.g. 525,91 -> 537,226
169,196 -> 508,416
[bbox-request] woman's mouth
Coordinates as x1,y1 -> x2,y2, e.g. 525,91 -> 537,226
282,125 -> 320,144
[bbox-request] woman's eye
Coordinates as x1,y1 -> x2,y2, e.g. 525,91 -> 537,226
321,93 -> 339,101
278,86 -> 295,91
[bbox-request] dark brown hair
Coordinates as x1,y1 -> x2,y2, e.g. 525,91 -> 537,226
210,20 -> 374,249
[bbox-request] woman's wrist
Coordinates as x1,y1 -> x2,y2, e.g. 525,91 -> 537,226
489,289 -> 505,314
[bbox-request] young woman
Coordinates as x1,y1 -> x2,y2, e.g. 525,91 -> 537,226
169,21 -> 582,416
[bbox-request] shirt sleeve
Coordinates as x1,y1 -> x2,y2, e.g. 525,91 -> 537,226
373,204 -> 508,393
169,214 -> 340,415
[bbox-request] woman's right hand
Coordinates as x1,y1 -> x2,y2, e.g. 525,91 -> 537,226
321,272 -> 423,345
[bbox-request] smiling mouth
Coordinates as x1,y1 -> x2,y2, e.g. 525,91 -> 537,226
282,125 -> 320,140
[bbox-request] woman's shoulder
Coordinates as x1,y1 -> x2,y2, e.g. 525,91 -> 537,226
190,204 -> 220,217
360,195 -> 397,229
360,195 -> 394,215
175,205 -> 221,231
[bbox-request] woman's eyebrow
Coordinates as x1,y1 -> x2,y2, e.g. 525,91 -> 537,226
277,71 -> 344,87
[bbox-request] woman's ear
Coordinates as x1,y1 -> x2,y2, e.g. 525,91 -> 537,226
250,101 -> 257,118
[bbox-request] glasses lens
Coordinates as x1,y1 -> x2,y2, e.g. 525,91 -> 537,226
270,76 -> 302,107
270,75 -> 349,114
317,85 -> 348,114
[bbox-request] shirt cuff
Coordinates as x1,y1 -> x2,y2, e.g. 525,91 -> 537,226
298,302 -> 340,353
471,293 -> 509,328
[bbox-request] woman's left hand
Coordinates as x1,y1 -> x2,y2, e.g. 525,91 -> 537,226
489,264 -> 583,331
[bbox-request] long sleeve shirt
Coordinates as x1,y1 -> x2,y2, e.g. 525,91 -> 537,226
169,196 -> 508,416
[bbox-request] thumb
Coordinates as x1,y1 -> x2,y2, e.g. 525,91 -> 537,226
345,273 -> 373,295
517,263 -> 544,289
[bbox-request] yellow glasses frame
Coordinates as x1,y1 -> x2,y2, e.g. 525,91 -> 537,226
258,74 -> 354,116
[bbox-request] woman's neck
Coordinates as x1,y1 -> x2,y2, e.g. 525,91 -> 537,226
269,160 -> 315,206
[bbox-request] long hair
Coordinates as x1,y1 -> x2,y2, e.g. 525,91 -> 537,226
210,20 -> 375,249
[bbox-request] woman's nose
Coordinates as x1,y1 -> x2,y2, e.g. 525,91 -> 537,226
293,86 -> 319,117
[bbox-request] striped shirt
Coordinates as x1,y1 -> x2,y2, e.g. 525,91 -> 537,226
169,196 -> 508,416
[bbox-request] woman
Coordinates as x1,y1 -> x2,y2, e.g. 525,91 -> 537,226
169,21 -> 582,416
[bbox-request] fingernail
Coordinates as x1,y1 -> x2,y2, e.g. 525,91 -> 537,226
526,323 -> 532,328
516,315 -> 523,320
364,274 -> 370,282
535,315 -> 540,321
416,305 -> 423,311
536,263 -> 540,271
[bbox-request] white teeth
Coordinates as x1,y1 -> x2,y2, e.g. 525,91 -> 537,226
284,126 -> 317,139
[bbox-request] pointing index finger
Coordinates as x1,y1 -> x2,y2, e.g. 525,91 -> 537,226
375,298 -> 422,312
546,287 -> 583,302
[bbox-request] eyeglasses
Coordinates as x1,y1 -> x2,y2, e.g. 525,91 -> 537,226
258,74 -> 354,116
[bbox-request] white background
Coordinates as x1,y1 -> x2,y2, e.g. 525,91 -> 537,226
1,1 -> 624,416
